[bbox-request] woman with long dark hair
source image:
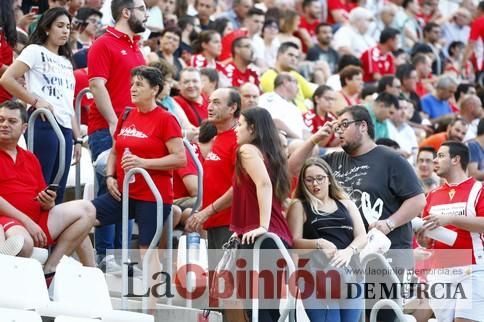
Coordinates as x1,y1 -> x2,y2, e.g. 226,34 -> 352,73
0,7 -> 81,203
190,30 -> 228,78
287,157 -> 366,322
231,107 -> 293,321
0,0 -> 17,103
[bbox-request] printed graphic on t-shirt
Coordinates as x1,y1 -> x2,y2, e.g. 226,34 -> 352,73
119,125 -> 148,138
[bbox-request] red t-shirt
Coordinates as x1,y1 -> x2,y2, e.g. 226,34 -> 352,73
224,62 -> 260,88
219,29 -> 248,62
303,110 -> 337,145
0,32 -> 13,103
203,129 -> 238,229
173,94 -> 208,127
189,54 -> 228,76
297,16 -> 320,53
114,107 -> 182,203
469,16 -> 484,71
423,178 -> 484,267
173,147 -> 198,199
73,68 -> 91,125
0,147 -> 46,223
87,27 -> 145,134
326,0 -> 357,25
360,45 -> 395,82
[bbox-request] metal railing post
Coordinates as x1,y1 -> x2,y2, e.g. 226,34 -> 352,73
121,168 -> 164,313
182,140 -> 204,308
252,232 -> 296,322
27,108 -> 66,185
73,87 -> 91,199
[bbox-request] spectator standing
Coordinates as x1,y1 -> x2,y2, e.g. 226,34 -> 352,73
0,7 -> 81,204
461,0 -> 484,76
231,107 -> 293,322
360,28 -> 399,83
85,0 -> 147,269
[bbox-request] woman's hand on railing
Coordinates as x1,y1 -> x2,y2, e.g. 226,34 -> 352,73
33,98 -> 54,121
241,227 -> 267,245
106,177 -> 121,201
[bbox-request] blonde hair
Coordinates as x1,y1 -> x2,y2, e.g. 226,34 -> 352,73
293,157 -> 348,215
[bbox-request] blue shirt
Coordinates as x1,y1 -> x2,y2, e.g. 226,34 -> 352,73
467,140 -> 484,170
420,94 -> 452,119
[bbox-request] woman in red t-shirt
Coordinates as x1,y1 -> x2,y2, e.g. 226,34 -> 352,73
231,107 -> 293,321
0,0 -> 17,104
94,66 -> 186,257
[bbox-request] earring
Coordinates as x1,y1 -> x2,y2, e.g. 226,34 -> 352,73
46,32 -> 49,36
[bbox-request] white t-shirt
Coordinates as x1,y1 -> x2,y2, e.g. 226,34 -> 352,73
387,120 -> 418,163
258,92 -> 308,139
333,25 -> 375,58
18,44 -> 75,128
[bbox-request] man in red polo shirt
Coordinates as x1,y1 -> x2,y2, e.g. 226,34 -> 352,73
297,0 -> 321,53
360,27 -> 399,83
186,88 -> 240,253
0,101 -> 95,274
225,36 -> 260,88
87,0 -> 147,270
174,68 -> 209,127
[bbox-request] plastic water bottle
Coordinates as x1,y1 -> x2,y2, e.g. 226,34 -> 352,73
123,148 -> 135,184
411,217 -> 458,246
187,232 -> 200,262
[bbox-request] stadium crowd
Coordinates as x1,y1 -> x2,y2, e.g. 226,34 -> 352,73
0,0 -> 483,321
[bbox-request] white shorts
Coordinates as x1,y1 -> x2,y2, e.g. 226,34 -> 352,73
427,265 -> 484,322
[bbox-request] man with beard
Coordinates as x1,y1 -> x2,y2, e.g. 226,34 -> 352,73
296,0 -> 321,53
288,105 -> 426,320
225,37 -> 260,88
87,0 -> 147,271
306,23 -> 340,74
420,117 -> 468,152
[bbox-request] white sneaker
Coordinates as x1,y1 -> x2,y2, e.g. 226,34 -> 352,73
98,255 -> 122,274
0,235 -> 24,256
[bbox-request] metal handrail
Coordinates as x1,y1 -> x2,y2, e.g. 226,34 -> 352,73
73,87 -> 91,199
182,139 -> 204,308
369,299 -> 410,322
121,168 -> 164,313
27,108 -> 66,185
252,232 -> 296,322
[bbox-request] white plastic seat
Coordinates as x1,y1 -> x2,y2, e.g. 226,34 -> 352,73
0,307 -> 42,322
52,258 -> 154,322
66,147 -> 93,188
55,316 -> 101,322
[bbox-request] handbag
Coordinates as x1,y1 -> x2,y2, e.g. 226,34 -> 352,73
209,236 -> 240,299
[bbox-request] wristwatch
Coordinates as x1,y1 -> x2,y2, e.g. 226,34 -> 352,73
386,218 -> 396,232
74,138 -> 83,145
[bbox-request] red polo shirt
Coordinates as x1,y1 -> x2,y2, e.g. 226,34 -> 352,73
469,16 -> 484,71
173,94 -> 209,127
297,16 -> 320,53
326,0 -> 357,25
87,26 -> 145,134
0,32 -> 13,103
173,147 -> 199,199
360,45 -> 395,82
224,62 -> 260,88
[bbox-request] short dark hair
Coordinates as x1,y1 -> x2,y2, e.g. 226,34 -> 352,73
377,75 -> 396,93
441,141 -> 469,170
376,138 -> 400,149
375,92 -> 400,110
131,66 -> 164,97
337,54 -> 362,72
448,41 -> 464,57
0,100 -> 28,123
200,68 -> 219,85
418,146 -> 437,159
149,60 -> 176,79
302,0 -> 318,9
379,27 -> 400,44
412,53 -> 429,66
315,22 -> 331,34
339,65 -> 362,87
274,73 -> 294,88
338,105 -> 375,140
423,22 -> 440,35
198,120 -> 217,143
396,63 -> 415,82
312,84 -> 333,106
277,41 -> 299,57
455,83 -> 475,101
227,89 -> 241,118
477,118 -> 484,136
111,0 -> 133,22
160,26 -> 182,40
247,7 -> 264,17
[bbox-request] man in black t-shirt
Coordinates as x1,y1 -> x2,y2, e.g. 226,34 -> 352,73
306,23 -> 340,74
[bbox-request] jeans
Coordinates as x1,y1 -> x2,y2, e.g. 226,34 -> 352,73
89,128 -> 132,258
305,307 -> 362,322
28,117 -> 73,204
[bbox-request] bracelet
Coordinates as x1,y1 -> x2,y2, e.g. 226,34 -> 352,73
106,174 -> 116,179
211,203 -> 218,214
74,138 -> 83,145
385,220 -> 393,232
310,136 -> 320,146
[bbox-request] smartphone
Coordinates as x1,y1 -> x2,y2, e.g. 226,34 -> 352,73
45,184 -> 59,192
30,6 -> 39,14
